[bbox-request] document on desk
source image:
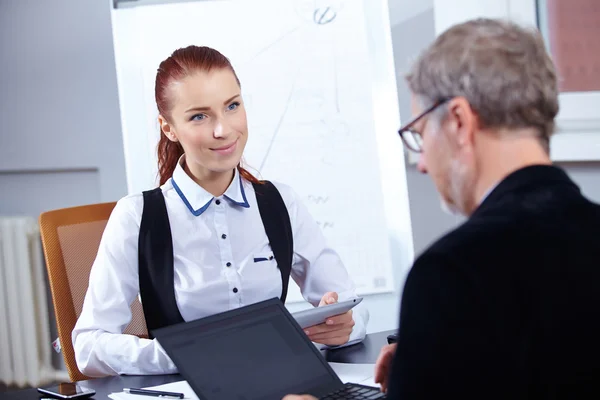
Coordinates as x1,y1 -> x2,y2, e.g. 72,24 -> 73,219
109,380 -> 197,400
108,363 -> 378,399
328,362 -> 378,387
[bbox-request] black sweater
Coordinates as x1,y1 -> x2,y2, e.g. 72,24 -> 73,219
387,165 -> 600,399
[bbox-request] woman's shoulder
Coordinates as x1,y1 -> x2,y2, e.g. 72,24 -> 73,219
261,180 -> 307,216
242,177 -> 296,206
245,179 -> 297,206
269,180 -> 294,197
110,183 -> 174,224
107,193 -> 143,229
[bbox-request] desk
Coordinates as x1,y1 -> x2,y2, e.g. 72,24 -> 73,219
2,330 -> 394,400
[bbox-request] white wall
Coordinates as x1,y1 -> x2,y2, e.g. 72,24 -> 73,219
0,0 -> 128,209
0,0 -> 128,370
1,0 -> 599,360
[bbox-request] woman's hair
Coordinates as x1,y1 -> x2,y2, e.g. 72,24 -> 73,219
155,45 -> 259,185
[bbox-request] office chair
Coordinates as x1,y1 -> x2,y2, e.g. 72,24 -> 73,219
39,202 -> 148,381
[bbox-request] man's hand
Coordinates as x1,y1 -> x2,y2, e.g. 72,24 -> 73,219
374,343 -> 397,393
304,292 -> 355,346
282,395 -> 317,400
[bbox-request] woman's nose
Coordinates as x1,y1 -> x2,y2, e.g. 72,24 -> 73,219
213,118 -> 231,138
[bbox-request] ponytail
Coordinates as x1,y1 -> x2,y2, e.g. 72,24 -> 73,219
157,133 -> 184,186
238,164 -> 261,185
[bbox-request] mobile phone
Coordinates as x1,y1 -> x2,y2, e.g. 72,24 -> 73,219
387,332 -> 399,344
37,382 -> 96,399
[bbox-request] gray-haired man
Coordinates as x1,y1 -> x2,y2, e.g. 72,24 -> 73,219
285,17 -> 600,400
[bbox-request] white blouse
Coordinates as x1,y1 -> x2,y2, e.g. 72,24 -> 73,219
72,161 -> 368,377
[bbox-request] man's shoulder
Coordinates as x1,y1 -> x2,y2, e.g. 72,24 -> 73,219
412,209 -> 531,279
420,191 -> 600,271
423,214 -> 510,259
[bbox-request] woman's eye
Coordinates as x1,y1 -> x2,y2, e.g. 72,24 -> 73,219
227,101 -> 240,111
190,113 -> 206,121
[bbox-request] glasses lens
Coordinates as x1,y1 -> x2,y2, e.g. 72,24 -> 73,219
402,129 -> 422,152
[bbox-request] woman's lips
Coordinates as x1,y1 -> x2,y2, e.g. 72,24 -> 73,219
211,140 -> 237,155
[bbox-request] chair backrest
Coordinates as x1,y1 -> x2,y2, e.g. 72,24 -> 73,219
39,202 -> 148,381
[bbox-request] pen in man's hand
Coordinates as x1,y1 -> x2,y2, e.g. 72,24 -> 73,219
123,387 -> 184,399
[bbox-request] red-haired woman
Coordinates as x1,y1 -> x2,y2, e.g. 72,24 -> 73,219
72,46 -> 368,377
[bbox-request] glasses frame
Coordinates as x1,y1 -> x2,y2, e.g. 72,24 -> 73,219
397,97 -> 452,153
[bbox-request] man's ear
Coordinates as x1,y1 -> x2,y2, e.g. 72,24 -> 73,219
158,115 -> 178,142
447,97 -> 477,150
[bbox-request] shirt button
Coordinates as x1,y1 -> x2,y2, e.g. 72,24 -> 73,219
221,234 -> 227,239
215,199 -> 221,205
233,288 -> 238,293
226,262 -> 232,267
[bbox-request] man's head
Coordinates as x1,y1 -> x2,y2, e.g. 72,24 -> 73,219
400,18 -> 559,215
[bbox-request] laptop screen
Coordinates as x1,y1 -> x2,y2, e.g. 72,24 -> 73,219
154,299 -> 341,400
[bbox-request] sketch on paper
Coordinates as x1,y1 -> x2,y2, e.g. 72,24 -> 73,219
127,0 -> 397,301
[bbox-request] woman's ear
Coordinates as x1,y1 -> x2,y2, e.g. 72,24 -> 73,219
158,115 -> 178,142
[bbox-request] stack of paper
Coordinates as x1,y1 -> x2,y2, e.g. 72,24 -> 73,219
108,362 -> 378,399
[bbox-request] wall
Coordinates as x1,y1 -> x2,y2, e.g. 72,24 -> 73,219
0,0 -> 128,369
389,3 -> 465,256
557,162 -> 600,203
0,0 -> 128,214
1,0 -> 599,365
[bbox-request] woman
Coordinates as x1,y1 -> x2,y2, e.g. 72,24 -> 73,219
72,45 -> 368,377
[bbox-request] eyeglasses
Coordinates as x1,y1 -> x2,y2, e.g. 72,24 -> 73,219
397,98 -> 451,153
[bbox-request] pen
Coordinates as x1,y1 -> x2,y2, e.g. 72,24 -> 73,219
123,387 -> 185,398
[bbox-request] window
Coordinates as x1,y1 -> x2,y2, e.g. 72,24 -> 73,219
537,0 -> 600,93
508,0 -> 600,160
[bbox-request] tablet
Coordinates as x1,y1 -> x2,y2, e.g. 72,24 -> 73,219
291,297 -> 363,329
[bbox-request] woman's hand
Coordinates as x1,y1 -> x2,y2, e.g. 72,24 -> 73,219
304,292 -> 355,346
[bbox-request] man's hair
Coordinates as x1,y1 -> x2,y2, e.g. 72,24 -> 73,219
406,18 -> 559,152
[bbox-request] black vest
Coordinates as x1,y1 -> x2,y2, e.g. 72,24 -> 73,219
138,180 -> 293,338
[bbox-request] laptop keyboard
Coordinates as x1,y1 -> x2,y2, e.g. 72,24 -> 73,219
320,383 -> 386,399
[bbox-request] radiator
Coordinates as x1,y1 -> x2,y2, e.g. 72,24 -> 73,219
0,217 -> 66,387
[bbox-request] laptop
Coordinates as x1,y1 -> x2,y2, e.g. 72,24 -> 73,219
153,298 -> 385,400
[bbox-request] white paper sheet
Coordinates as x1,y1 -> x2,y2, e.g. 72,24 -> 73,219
328,362 -> 378,388
108,362 -> 379,399
109,380 -> 198,400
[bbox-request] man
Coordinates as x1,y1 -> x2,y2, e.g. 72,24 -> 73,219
285,17 -> 600,399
